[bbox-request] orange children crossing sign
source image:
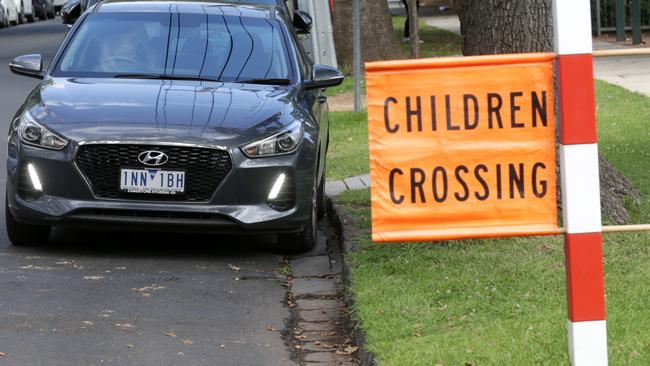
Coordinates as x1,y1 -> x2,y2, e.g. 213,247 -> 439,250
366,53 -> 558,242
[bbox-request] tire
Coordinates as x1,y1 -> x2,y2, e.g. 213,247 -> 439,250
26,9 -> 34,22
47,8 -> 54,19
277,185 -> 318,255
5,200 -> 51,246
316,162 -> 326,220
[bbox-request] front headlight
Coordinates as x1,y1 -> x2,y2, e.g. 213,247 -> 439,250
241,123 -> 303,157
18,111 -> 68,150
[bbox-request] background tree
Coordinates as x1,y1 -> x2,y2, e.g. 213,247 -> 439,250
332,0 -> 404,71
459,0 -> 640,223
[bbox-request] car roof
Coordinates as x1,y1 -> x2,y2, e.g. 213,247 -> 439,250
95,0 -> 278,18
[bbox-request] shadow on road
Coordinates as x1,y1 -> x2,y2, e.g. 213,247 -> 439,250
18,227 -> 281,260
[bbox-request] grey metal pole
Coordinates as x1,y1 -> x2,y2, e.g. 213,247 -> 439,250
632,0 -> 641,45
353,0 -> 361,112
616,0 -> 625,42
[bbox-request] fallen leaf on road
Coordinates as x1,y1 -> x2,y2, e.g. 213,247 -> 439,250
220,344 -> 226,348
266,325 -> 276,331
82,321 -> 94,326
83,276 -> 105,280
132,285 -> 165,293
182,340 -> 193,345
228,264 -> 241,272
115,323 -> 135,330
165,331 -> 177,338
0,352 -> 5,357
335,347 -> 358,356
127,345 -> 133,348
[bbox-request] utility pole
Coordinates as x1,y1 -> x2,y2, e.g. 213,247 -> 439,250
353,0 -> 361,112
408,0 -> 420,59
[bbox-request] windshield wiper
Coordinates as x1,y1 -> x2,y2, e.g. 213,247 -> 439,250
113,74 -> 221,82
238,78 -> 291,85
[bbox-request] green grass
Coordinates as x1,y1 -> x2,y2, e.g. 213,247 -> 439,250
392,16 -> 463,58
325,76 -> 366,97
327,111 -> 368,180
331,80 -> 650,364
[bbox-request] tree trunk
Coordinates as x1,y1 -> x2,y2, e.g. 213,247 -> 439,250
332,0 -> 404,71
459,0 -> 640,224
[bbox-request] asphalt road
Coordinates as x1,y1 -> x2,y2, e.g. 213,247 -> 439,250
0,20 -> 295,366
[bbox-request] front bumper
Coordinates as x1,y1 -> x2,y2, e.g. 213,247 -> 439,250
7,139 -> 317,234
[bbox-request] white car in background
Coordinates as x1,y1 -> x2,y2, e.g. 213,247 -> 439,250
1,0 -> 33,24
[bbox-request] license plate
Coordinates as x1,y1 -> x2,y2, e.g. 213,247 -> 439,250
120,168 -> 185,194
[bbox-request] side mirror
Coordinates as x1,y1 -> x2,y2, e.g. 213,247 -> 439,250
61,0 -> 81,25
293,10 -> 312,34
305,64 -> 344,90
9,54 -> 43,79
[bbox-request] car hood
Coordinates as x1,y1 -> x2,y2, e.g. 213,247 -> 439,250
27,78 -> 300,147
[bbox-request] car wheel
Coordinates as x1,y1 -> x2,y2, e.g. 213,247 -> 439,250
47,7 -> 54,18
5,199 -> 51,246
277,185 -> 318,255
317,161 -> 326,220
26,8 -> 34,22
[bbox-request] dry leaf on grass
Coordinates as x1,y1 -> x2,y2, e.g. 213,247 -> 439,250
227,264 -> 241,272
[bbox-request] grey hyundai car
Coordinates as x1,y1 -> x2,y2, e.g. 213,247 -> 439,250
6,0 -> 343,253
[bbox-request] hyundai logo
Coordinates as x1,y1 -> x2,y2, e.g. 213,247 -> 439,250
138,150 -> 169,166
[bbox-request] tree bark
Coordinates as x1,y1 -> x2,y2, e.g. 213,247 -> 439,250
332,0 -> 404,71
459,0 -> 640,224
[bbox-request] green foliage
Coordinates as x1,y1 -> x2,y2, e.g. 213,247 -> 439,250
327,111 -> 368,180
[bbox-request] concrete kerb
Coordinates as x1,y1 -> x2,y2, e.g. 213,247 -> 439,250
326,173 -> 371,198
325,197 -> 378,366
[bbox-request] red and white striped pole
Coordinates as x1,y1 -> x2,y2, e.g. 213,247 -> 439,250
553,0 -> 608,365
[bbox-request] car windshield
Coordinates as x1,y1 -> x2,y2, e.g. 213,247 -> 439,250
55,12 -> 293,83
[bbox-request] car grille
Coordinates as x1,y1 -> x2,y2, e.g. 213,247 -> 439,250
75,144 -> 232,202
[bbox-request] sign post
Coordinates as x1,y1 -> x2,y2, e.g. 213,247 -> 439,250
553,0 -> 608,364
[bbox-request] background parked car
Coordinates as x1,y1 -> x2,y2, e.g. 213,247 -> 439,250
0,3 -> 9,27
32,0 -> 54,19
18,0 -> 34,23
53,0 -> 66,13
1,0 -> 18,24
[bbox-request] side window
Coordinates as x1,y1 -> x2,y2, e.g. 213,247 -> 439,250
286,22 -> 310,79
